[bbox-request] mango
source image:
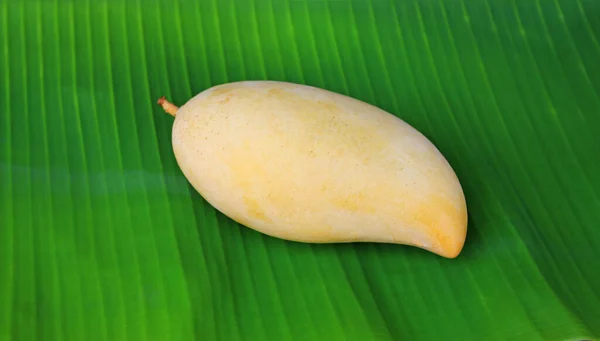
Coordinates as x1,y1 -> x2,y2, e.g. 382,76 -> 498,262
158,81 -> 468,258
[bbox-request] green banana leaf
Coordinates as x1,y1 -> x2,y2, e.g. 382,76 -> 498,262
1,0 -> 599,340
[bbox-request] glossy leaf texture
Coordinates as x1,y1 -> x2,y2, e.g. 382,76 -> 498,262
1,0 -> 599,340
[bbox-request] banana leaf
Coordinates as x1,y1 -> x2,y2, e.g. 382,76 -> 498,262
1,0 -> 599,340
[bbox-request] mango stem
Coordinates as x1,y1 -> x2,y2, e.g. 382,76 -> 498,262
157,96 -> 179,117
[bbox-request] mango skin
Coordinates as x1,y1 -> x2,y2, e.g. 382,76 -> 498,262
170,81 -> 468,258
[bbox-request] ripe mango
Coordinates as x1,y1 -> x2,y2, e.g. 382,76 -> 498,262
158,81 -> 468,258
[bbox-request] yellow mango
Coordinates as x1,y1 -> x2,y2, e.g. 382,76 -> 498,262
158,81 -> 468,258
